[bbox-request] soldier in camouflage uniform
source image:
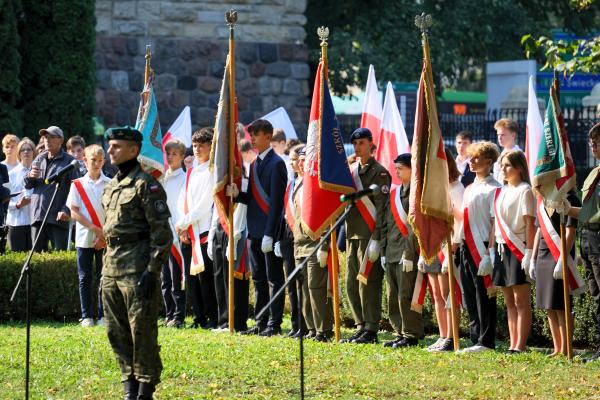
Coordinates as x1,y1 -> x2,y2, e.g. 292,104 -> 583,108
101,126 -> 172,400
342,128 -> 391,344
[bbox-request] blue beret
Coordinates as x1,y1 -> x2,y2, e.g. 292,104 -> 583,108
350,127 -> 373,142
394,153 -> 411,166
105,126 -> 143,143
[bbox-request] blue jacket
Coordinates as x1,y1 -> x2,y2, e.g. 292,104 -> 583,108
239,149 -> 287,239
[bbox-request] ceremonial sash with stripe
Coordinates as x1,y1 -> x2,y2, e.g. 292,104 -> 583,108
390,186 -> 409,237
463,206 -> 495,296
536,198 -> 585,295
284,180 -> 295,232
352,163 -> 378,284
411,271 -> 429,313
73,179 -> 103,228
233,235 -> 251,280
250,160 -> 270,215
493,188 -> 526,262
168,218 -> 185,289
437,248 -> 463,309
184,168 -> 205,275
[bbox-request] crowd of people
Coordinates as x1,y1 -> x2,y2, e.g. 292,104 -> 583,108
1,117 -> 599,361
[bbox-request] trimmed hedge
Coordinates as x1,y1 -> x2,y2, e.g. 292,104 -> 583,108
1,250 -> 598,347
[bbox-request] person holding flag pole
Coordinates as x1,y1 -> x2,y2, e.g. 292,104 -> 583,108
408,13 -> 459,351
532,72 -> 585,361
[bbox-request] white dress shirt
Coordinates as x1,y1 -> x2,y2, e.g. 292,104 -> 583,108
459,174 -> 501,242
493,144 -> 522,183
160,167 -> 186,224
176,160 -> 215,234
67,172 -> 111,248
6,163 -> 32,227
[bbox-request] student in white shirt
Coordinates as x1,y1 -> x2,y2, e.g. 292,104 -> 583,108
455,130 -> 475,187
270,128 -> 294,182
493,118 -> 522,182
67,144 -> 111,327
7,138 -> 36,251
492,151 -> 535,353
176,128 -> 218,328
160,139 -> 187,328
1,133 -> 20,172
458,141 -> 501,353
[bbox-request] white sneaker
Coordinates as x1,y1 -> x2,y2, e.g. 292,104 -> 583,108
426,337 -> 445,352
456,344 -> 492,354
80,318 -> 94,327
96,318 -> 105,327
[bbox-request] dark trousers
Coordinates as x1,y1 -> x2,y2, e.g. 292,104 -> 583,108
198,235 -> 218,324
182,243 -> 206,325
249,237 -> 285,329
212,228 -> 249,331
281,240 -> 303,332
581,228 -> 600,346
77,247 -> 104,319
460,243 -> 497,349
161,251 -> 186,323
31,222 -> 69,252
8,225 -> 32,252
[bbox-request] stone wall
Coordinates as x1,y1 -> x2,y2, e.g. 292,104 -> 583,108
95,1 -> 310,136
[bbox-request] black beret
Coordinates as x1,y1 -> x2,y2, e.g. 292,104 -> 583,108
105,126 -> 143,143
350,127 -> 373,142
394,153 -> 411,167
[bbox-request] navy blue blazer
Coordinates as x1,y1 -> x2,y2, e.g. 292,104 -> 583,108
460,162 -> 476,187
239,149 -> 287,240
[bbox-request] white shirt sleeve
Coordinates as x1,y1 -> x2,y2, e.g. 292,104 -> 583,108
66,182 -> 81,210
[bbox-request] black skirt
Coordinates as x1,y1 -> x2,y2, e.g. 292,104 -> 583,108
492,243 -> 529,287
535,247 -> 572,311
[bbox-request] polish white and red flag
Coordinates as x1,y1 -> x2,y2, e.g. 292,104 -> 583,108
525,76 -> 543,179
360,64 -> 383,145
376,82 -> 410,186
162,106 -> 192,169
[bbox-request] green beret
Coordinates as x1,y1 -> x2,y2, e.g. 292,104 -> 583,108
105,126 -> 143,143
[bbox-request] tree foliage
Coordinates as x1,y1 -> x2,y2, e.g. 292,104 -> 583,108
0,0 -> 22,135
306,0 -> 599,96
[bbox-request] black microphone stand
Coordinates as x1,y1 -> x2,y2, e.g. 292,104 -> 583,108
10,180 -> 62,400
255,199 -> 357,400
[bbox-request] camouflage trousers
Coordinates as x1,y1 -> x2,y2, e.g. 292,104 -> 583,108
102,273 -> 163,385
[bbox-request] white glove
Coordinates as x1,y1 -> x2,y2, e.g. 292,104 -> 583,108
477,254 -> 493,276
318,248 -> 328,267
226,183 -> 239,197
402,258 -> 414,272
261,236 -> 273,253
417,256 -> 427,273
441,257 -> 449,274
521,249 -> 532,271
544,198 -> 571,215
367,240 -> 380,262
528,259 -> 536,281
553,258 -> 564,280
226,234 -> 240,261
274,241 -> 282,258
207,228 -> 216,260
380,256 -> 386,267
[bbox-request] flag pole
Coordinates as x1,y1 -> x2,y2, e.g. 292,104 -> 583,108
553,70 -> 574,360
144,45 -> 152,85
318,26 -> 341,343
226,9 -> 238,335
445,234 -> 460,351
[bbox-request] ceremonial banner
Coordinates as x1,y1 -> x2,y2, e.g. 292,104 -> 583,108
408,36 -> 453,264
532,77 -> 576,202
525,76 -> 543,179
162,106 -> 192,169
209,54 -> 243,233
135,75 -> 164,179
301,61 -> 354,240
376,82 -> 410,186
360,65 -> 383,145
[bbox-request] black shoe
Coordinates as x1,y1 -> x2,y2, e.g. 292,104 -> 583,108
383,336 -> 403,348
354,330 -> 378,344
137,382 -> 155,400
288,329 -> 298,337
204,321 -> 218,330
392,337 -> 419,348
302,330 -> 317,339
123,378 -> 139,400
340,329 -> 365,343
259,326 -> 282,337
314,331 -> 333,342
584,350 -> 600,363
240,326 -> 261,335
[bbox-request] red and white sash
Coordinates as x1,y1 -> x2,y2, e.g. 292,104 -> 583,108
411,271 -> 429,313
184,168 -> 205,275
250,160 -> 270,216
437,248 -> 463,309
284,180 -> 295,232
463,206 -> 495,296
390,186 -> 409,237
494,188 -> 526,262
73,179 -> 104,228
536,199 -> 585,295
352,163 -> 378,284
168,219 -> 185,289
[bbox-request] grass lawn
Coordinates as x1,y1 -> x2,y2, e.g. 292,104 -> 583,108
1,320 -> 599,399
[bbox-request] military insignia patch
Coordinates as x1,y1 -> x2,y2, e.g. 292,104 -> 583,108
149,184 -> 160,193
154,200 -> 167,213
381,185 -> 390,194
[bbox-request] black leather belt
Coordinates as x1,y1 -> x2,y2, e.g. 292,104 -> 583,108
582,223 -> 600,232
106,232 -> 149,246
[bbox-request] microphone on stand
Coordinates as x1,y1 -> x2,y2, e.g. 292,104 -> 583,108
339,184 -> 380,203
44,159 -> 79,184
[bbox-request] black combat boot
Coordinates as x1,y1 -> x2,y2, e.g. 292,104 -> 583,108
123,378 -> 139,400
137,382 -> 156,400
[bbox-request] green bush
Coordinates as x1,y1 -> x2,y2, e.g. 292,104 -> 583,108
0,0 -> 22,135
